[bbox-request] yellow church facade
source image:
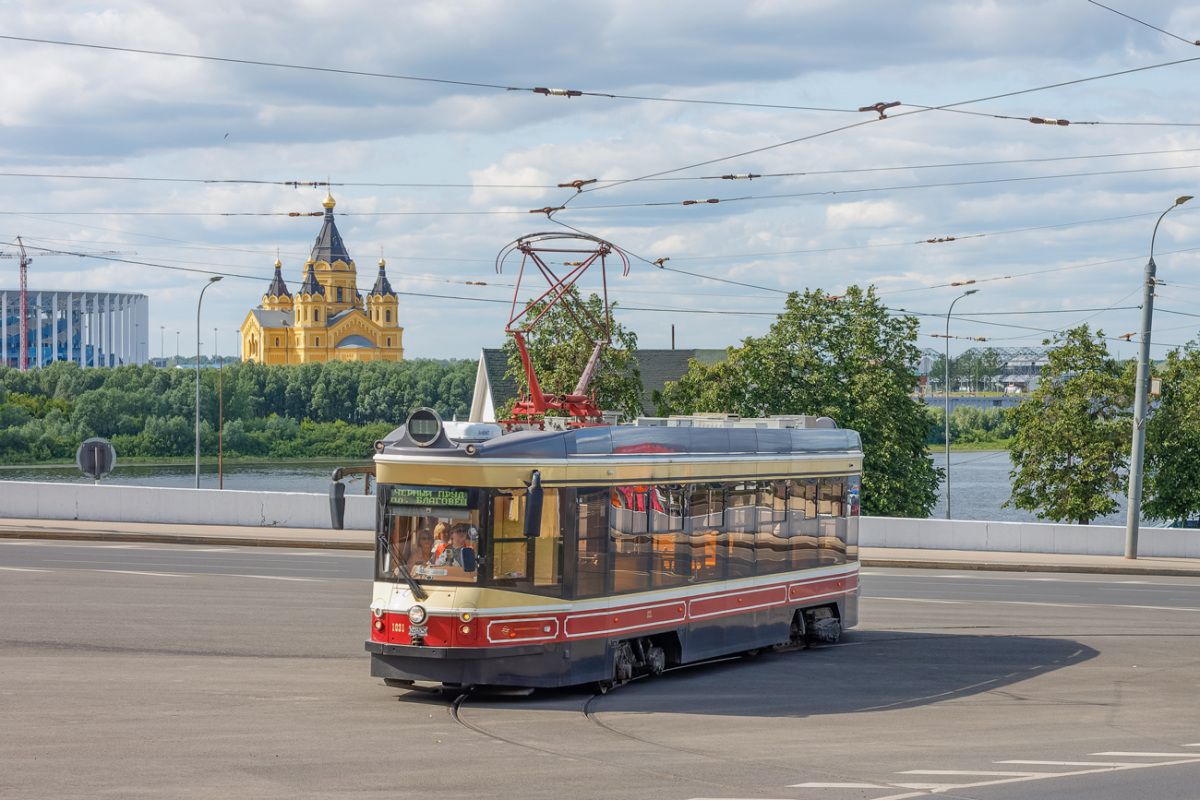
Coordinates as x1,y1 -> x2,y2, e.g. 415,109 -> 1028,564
240,192 -> 404,365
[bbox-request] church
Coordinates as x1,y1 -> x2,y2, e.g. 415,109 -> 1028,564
240,191 -> 404,364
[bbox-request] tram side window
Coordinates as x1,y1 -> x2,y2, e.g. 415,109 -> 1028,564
575,489 -> 609,599
649,485 -> 687,588
611,486 -> 651,593
649,485 -> 684,533
487,489 -> 563,597
787,478 -> 819,571
756,481 -> 790,575
726,482 -> 757,579
846,475 -> 861,562
685,483 -> 723,582
818,477 -> 848,565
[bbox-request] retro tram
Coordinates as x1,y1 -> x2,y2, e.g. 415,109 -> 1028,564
365,408 -> 862,691
364,232 -> 861,690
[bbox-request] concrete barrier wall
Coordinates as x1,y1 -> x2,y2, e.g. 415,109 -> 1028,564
2,481 -> 1195,556
0,481 -> 375,531
859,516 -> 1200,558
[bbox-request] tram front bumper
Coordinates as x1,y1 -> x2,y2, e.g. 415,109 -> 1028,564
365,639 -> 605,688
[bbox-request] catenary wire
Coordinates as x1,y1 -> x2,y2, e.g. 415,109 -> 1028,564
1084,0 -> 1200,47
578,51 -> 1200,195
0,34 -> 856,113
8,145 -> 1200,189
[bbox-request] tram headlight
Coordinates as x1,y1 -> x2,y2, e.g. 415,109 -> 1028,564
408,605 -> 428,625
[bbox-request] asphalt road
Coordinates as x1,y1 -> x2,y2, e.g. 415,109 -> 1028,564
3,540 -> 1200,800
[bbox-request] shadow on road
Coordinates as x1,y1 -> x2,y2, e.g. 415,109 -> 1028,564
402,630 -> 1099,716
598,630 -> 1099,717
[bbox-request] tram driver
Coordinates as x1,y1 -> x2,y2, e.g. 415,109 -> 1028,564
432,523 -> 476,572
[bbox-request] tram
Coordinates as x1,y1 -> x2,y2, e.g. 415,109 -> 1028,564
365,407 -> 862,691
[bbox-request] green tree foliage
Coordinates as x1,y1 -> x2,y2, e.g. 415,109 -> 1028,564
1006,325 -> 1130,524
0,359 -> 475,464
656,286 -> 940,518
925,405 -> 1014,446
501,289 -> 644,421
1143,345 -> 1200,524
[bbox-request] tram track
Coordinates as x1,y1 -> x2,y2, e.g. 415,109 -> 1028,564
445,649 -> 866,793
447,691 -> 757,793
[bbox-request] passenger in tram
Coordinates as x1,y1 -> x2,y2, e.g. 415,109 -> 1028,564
433,523 -> 476,570
429,522 -> 450,562
406,529 -> 435,567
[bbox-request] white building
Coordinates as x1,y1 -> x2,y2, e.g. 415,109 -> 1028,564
1,290 -> 148,369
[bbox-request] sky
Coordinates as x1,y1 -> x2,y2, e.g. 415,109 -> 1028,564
2,0 -> 1200,364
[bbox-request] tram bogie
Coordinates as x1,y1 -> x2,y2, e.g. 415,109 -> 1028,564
363,408 -> 863,692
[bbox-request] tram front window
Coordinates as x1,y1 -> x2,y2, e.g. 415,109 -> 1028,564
376,486 -> 481,584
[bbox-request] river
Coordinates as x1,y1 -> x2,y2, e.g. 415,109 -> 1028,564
1,452 -> 1139,524
929,450 -> 1134,525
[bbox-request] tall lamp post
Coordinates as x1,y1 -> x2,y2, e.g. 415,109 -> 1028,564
945,289 -> 978,519
1125,195 -> 1192,559
195,276 -> 222,489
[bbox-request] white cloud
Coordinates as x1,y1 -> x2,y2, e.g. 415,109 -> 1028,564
3,0 -> 1200,359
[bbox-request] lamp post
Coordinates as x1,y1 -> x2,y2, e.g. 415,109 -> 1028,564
195,276 -> 222,489
1125,195 -> 1192,559
160,325 -> 164,360
945,289 -> 978,520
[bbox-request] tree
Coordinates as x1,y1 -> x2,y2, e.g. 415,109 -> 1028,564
1006,325 -> 1130,524
656,286 -> 940,518
1142,344 -> 1200,524
501,289 -> 644,421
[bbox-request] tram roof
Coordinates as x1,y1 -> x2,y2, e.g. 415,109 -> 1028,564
377,422 -> 862,460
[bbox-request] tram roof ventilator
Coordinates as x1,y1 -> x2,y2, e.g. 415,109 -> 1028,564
634,414 -> 837,430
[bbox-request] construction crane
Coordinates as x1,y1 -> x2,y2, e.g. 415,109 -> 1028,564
1,239 -> 136,371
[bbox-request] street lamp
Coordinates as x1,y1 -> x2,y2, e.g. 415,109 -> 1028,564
1125,195 -> 1192,559
945,289 -> 979,520
195,276 -> 222,489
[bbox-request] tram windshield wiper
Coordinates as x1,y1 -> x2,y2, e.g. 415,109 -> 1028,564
396,562 -> 428,601
378,530 -> 428,600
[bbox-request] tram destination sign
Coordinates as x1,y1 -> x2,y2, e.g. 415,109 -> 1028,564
390,486 -> 469,508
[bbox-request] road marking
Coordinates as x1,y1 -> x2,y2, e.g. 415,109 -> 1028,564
870,596 -> 965,604
0,566 -> 50,572
1092,751 -> 1200,757
220,574 -> 322,582
998,760 -> 1144,767
102,569 -> 190,578
789,782 -> 888,788
900,769 -> 1055,776
869,596 -> 1200,613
